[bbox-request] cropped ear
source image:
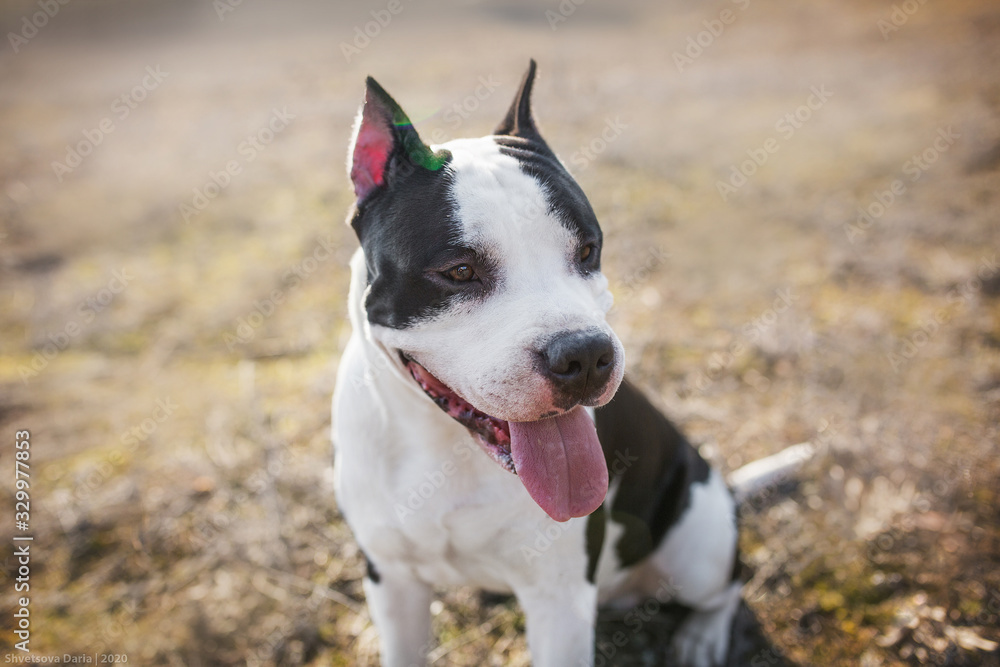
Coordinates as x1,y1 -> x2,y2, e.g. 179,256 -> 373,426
494,59 -> 540,139
347,77 -> 447,204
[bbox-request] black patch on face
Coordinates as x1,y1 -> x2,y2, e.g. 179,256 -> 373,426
350,156 -> 475,329
593,378 -> 711,568
493,135 -> 603,274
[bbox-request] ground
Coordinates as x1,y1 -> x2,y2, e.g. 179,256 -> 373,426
0,0 -> 999,665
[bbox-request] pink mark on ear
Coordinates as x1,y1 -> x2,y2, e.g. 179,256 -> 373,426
351,122 -> 393,201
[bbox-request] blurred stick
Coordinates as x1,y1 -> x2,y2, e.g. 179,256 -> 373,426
264,566 -> 366,616
428,609 -> 509,664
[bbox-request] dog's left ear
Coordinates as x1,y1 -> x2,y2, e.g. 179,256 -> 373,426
494,59 -> 542,139
348,76 -> 447,205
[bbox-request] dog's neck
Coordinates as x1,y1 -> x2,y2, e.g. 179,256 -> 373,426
345,247 -> 372,342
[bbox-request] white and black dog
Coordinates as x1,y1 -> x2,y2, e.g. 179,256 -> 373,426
333,61 -> 798,667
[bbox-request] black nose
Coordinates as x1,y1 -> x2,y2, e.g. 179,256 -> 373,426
541,330 -> 616,402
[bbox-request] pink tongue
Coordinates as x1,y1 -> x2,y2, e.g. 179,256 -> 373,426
509,406 -> 609,522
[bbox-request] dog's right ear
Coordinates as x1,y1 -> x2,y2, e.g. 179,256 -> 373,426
347,77 -> 447,205
494,59 -> 541,140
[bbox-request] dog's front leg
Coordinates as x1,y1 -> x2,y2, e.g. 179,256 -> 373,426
364,567 -> 433,667
518,583 -> 598,667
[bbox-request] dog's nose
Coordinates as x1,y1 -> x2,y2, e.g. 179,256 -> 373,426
541,330 -> 615,401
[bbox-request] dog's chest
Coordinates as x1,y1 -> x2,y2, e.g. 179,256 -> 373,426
390,496 -> 519,589
343,445 -> 548,590
333,365 -> 546,588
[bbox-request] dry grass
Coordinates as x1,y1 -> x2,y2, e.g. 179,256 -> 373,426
1,0 -> 999,664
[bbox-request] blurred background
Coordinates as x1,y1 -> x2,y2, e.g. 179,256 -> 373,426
1,0 -> 998,664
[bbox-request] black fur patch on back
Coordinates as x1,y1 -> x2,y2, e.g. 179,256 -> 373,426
585,503 -> 606,584
593,378 -> 710,568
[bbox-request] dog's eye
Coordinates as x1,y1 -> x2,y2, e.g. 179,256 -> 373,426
444,264 -> 476,282
579,244 -> 598,263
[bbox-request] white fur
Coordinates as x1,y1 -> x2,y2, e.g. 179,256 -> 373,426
653,470 -> 740,666
653,470 -> 738,607
674,581 -> 743,667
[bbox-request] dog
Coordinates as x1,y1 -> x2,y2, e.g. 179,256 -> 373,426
333,60 -> 797,667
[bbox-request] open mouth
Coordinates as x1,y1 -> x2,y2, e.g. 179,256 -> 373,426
400,352 -> 610,522
403,355 -> 515,474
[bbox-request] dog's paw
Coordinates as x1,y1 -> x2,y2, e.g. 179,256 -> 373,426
671,580 -> 742,666
672,607 -> 732,667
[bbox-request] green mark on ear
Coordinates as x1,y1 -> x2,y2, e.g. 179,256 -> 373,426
395,121 -> 448,172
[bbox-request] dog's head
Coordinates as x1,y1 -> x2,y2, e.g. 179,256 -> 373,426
346,61 -> 624,521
